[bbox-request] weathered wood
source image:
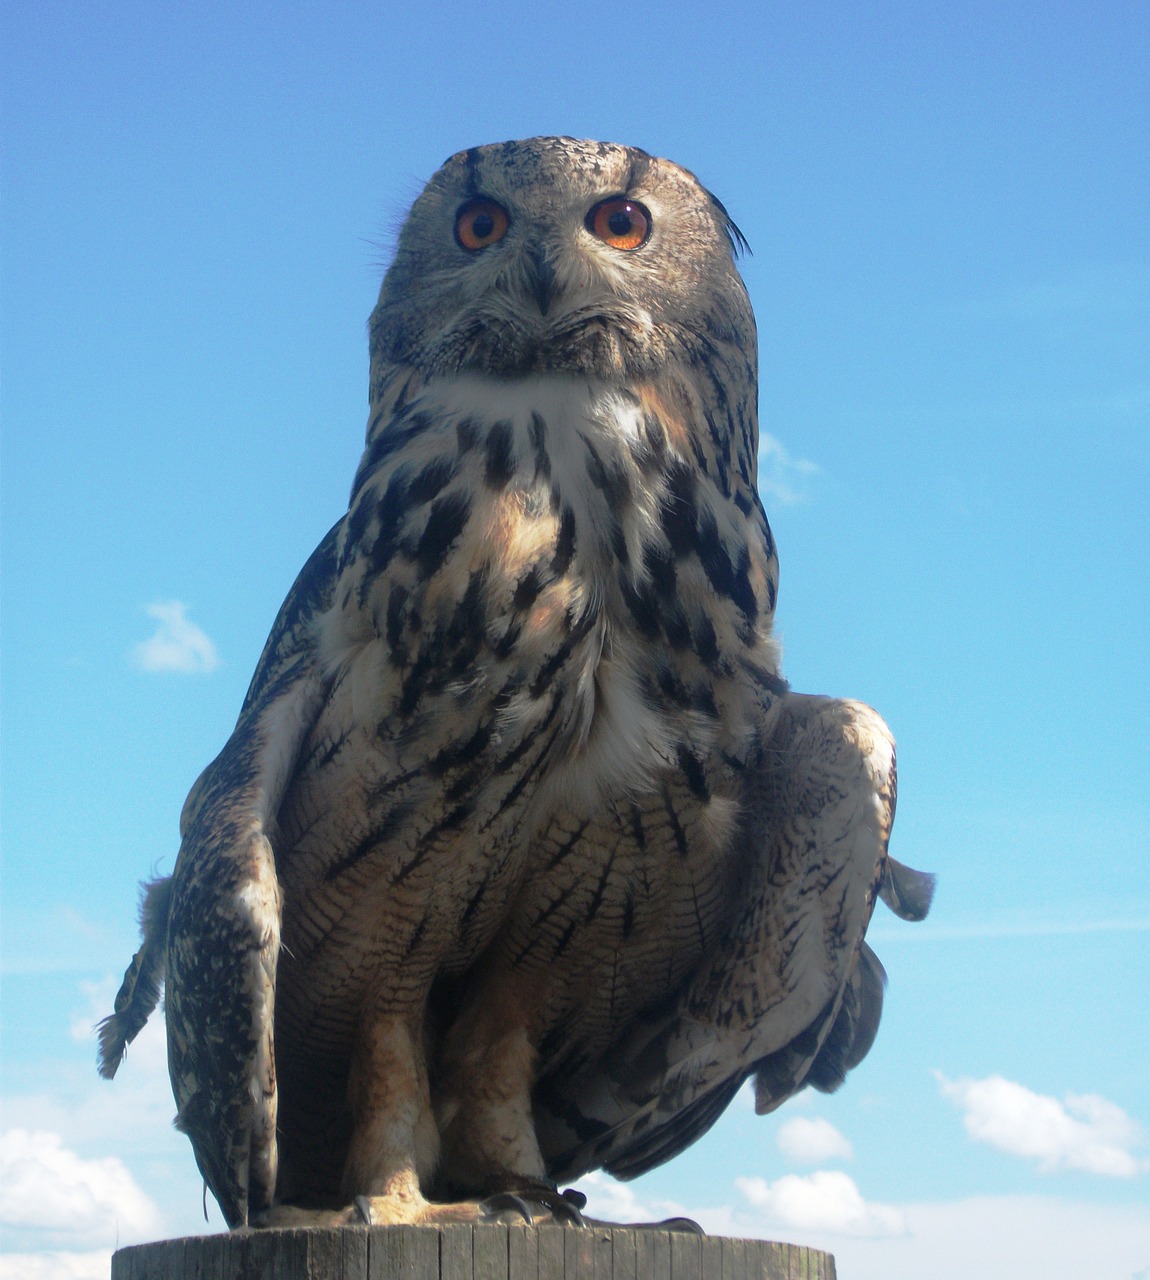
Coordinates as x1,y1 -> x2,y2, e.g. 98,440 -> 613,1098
111,1226 -> 835,1280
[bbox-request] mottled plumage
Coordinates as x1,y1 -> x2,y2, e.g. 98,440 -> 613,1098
99,137 -> 933,1229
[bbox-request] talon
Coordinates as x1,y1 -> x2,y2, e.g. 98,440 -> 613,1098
354,1195 -> 374,1225
549,1196 -> 585,1226
657,1216 -> 704,1234
479,1192 -> 535,1224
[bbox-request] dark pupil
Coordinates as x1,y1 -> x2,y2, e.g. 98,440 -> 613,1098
471,212 -> 495,240
607,208 -> 633,237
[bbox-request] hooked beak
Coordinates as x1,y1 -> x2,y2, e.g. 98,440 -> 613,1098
527,246 -> 557,317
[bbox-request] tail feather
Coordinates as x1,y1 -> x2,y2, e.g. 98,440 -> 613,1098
97,877 -> 172,1079
879,856 -> 936,921
804,941 -> 886,1092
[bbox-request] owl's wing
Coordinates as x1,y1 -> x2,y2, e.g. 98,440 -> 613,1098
98,521 -> 343,1227
535,694 -> 934,1183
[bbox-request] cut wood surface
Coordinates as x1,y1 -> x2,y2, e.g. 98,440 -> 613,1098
111,1225 -> 836,1280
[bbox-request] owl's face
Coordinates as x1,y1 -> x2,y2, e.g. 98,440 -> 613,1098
370,137 -> 755,382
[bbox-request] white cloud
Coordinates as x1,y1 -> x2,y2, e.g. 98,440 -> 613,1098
937,1073 -> 1149,1177
828,1195 -> 1150,1280
0,1250 -> 114,1280
572,1173 -> 1150,1278
0,1131 -> 162,1251
758,434 -> 819,505
7,984 -> 180,1156
2,979 -> 216,1253
570,1171 -> 692,1226
776,1117 -> 854,1165
735,1170 -> 905,1237
132,601 -> 219,674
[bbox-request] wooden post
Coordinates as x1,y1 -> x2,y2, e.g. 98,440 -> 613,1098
111,1225 -> 836,1279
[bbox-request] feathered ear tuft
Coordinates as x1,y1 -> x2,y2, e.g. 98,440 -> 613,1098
708,191 -> 752,258
97,877 -> 172,1079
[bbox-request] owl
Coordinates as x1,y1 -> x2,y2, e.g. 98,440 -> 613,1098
99,137 -> 933,1231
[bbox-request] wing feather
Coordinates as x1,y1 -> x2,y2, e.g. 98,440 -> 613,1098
537,694 -> 923,1182
102,521 -> 342,1226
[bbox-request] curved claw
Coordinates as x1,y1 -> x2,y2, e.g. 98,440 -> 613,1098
354,1196 -> 374,1225
545,1195 -> 586,1227
576,1213 -> 704,1233
479,1192 -> 536,1225
655,1216 -> 705,1234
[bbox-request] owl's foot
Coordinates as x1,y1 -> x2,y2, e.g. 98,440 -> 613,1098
252,1181 -> 699,1232
475,1179 -> 587,1225
476,1181 -> 703,1233
253,1194 -> 517,1229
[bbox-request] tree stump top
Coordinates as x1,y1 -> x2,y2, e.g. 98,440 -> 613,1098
111,1224 -> 836,1279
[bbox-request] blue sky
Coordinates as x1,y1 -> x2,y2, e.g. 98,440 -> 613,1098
2,1 -> 1147,1276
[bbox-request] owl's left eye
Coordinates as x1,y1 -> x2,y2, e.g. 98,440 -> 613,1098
455,199 -> 510,251
586,197 -> 651,251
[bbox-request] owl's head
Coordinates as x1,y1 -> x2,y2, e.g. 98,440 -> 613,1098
370,137 -> 755,383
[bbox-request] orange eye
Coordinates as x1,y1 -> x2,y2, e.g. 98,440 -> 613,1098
586,197 -> 651,250
454,198 -> 510,251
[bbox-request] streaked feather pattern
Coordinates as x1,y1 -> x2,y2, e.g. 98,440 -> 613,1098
100,137 -> 931,1230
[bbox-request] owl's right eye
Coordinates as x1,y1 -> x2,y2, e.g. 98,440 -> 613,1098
454,199 -> 510,251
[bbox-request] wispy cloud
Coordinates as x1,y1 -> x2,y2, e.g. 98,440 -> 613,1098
867,913 -> 1150,944
937,1073 -> 1149,1177
776,1117 -> 854,1165
132,601 -> 219,674
736,1170 -> 905,1237
758,433 -> 819,506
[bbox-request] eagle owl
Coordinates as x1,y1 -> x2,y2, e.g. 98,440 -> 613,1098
99,137 -> 933,1230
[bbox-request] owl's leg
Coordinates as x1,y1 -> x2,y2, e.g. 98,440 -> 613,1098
434,971 -> 549,1191
258,1008 -> 499,1227
337,1011 -> 443,1221
432,979 -> 702,1231
337,1003 -> 565,1227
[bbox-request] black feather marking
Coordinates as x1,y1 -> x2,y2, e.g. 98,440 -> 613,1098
414,491 -> 471,577
544,820 -> 591,872
530,411 -> 551,480
659,462 -> 698,557
323,802 -> 416,881
693,614 -> 720,667
551,505 -> 577,576
513,566 -> 544,611
583,438 -> 632,509
642,543 -> 676,596
484,420 -> 517,489
408,456 -> 457,505
428,719 -> 496,776
620,573 -> 660,637
352,411 -> 433,493
662,786 -> 690,858
385,585 -> 410,663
